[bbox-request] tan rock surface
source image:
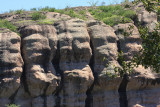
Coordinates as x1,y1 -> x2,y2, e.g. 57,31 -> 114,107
87,20 -> 121,107
0,31 -> 23,107
0,7 -> 160,107
15,25 -> 59,106
54,18 -> 94,107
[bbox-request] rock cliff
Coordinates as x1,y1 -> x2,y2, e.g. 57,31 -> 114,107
0,3 -> 160,107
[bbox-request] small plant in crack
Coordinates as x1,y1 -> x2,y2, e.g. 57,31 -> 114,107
114,51 -> 136,77
117,25 -> 134,37
5,104 -> 20,107
103,57 -> 118,79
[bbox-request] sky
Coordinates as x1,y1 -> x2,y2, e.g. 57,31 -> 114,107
0,0 -> 126,13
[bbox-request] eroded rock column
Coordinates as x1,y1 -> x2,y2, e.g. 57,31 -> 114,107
0,30 -> 23,106
19,25 -> 59,107
54,19 -> 94,107
87,20 -> 121,107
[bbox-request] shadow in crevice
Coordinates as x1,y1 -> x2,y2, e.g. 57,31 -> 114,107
116,38 -> 129,107
52,34 -> 63,107
85,38 -> 95,107
118,74 -> 129,107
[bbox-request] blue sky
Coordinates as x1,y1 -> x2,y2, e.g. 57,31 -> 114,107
0,0 -> 126,13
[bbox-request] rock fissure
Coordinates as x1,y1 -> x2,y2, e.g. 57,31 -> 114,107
85,30 -> 95,107
114,25 -> 129,107
20,37 -> 31,96
118,74 -> 129,107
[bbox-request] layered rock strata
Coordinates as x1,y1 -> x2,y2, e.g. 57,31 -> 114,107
54,19 -> 94,107
0,11 -> 159,107
0,31 -> 23,106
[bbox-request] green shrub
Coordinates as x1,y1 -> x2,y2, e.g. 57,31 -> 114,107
32,12 -> 46,21
38,6 -> 55,12
123,10 -> 137,19
103,16 -> 132,26
55,9 -> 86,20
0,19 -> 17,32
15,9 -> 25,14
5,104 -> 20,107
30,8 -> 37,11
89,5 -> 136,26
103,15 -> 121,26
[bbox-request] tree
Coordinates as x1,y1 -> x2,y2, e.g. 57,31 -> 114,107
114,0 -> 160,76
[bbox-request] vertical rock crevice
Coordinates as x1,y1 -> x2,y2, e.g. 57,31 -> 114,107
20,36 -> 31,96
118,74 -> 129,107
52,29 -> 63,107
85,37 -> 95,107
116,34 -> 129,107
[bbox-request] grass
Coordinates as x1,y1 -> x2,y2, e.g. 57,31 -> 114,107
15,9 -> 25,14
30,6 -> 56,12
32,12 -> 46,21
38,6 -> 56,12
37,19 -> 54,25
89,5 -> 137,26
30,6 -> 87,20
55,8 -> 86,20
0,19 -> 17,32
15,19 -> 54,25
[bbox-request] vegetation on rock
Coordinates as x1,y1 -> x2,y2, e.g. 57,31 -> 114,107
31,12 -> 46,21
0,19 -> 17,32
89,5 -> 136,26
5,104 -> 20,107
55,8 -> 87,20
113,0 -> 160,77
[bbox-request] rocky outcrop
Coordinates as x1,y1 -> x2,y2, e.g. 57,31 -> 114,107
15,25 -> 59,107
134,3 -> 158,30
54,19 -> 94,107
0,31 -> 23,106
87,20 -> 121,107
0,6 -> 160,107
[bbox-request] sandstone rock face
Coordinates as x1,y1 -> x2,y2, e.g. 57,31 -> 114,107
113,23 -> 142,61
114,23 -> 160,107
135,3 -> 158,31
54,19 -> 94,107
87,20 -> 121,107
0,9 -> 160,107
0,31 -> 23,107
14,25 -> 59,107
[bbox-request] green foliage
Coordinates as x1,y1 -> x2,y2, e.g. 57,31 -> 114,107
103,16 -> 132,26
134,24 -> 160,72
55,9 -> 86,20
89,5 -> 136,26
134,0 -> 159,12
5,104 -> 20,107
37,19 -> 54,25
116,24 -> 134,36
104,0 -> 160,78
114,51 -> 136,77
30,8 -> 37,11
32,12 -> 46,21
15,9 -> 25,14
0,19 -> 17,32
38,6 -> 56,12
